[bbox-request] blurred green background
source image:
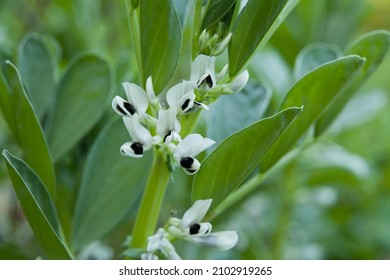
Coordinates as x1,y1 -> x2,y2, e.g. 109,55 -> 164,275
0,0 -> 389,259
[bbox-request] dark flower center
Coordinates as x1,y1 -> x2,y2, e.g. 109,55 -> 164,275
189,223 -> 201,235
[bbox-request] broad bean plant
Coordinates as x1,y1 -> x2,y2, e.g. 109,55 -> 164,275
0,0 -> 389,260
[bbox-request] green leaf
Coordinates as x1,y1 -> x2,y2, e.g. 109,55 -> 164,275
228,0 -> 299,77
201,0 -> 237,31
206,82 -> 271,146
294,43 -> 342,80
259,55 -> 366,173
72,118 -> 152,249
2,61 -> 56,196
0,60 -> 19,140
140,0 -> 181,93
192,107 -> 302,208
46,54 -> 112,162
315,30 -> 390,136
2,150 -> 72,259
17,33 -> 57,119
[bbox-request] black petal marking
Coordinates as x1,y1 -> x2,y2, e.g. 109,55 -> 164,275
185,169 -> 197,174
163,130 -> 173,143
180,157 -> 194,169
123,101 -> 136,115
189,223 -> 201,235
205,75 -> 214,88
181,99 -> 191,112
130,142 -> 143,155
116,105 -> 127,115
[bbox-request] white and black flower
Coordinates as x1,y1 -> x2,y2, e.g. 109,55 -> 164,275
166,81 -> 198,114
156,108 -> 181,144
120,115 -> 152,158
168,199 -> 238,250
191,54 -> 217,91
112,82 -> 149,117
173,134 -> 215,175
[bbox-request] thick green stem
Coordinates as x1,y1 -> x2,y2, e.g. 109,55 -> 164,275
127,1 -> 143,85
130,150 -> 171,249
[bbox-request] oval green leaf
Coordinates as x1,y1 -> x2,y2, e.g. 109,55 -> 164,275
2,150 -> 72,259
228,0 -> 299,77
72,118 -> 152,249
294,43 -> 342,80
140,0 -> 181,93
17,33 -> 57,119
259,55 -> 366,173
2,61 -> 56,196
0,60 -> 19,140
315,30 -> 390,136
46,54 -> 112,162
206,82 -> 271,147
192,107 -> 302,208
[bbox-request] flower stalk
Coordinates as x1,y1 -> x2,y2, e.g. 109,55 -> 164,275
130,149 -> 171,249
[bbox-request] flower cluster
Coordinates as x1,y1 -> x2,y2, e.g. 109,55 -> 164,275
142,199 -> 238,260
112,55 -> 249,174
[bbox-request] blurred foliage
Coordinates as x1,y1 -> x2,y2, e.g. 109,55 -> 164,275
0,0 -> 389,260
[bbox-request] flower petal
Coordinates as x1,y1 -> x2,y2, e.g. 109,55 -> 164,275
180,157 -> 201,175
145,76 -> 156,101
122,82 -> 149,115
191,55 -> 216,89
188,222 -> 212,236
187,231 -> 238,250
174,134 -> 215,160
112,96 -> 136,116
166,81 -> 196,113
156,109 -> 181,143
180,199 -> 212,229
120,142 -> 144,158
122,116 -> 152,149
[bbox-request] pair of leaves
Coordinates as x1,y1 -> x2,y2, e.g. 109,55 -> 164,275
140,0 -> 181,93
229,0 -> 299,77
2,150 -> 72,259
192,55 -> 365,211
315,30 -> 390,135
1,33 -> 113,257
0,61 -> 56,196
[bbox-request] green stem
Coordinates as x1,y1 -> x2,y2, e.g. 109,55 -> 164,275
127,1 -> 143,85
130,150 -> 171,249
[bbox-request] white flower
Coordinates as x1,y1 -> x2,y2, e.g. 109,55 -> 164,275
191,54 -> 216,91
120,115 -> 152,158
143,228 -> 181,260
168,199 -> 238,250
156,108 -> 181,143
112,82 -> 149,117
173,134 -> 215,175
166,81 -> 198,114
